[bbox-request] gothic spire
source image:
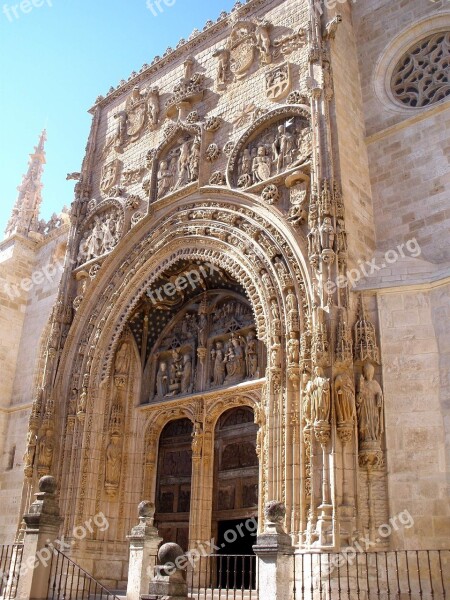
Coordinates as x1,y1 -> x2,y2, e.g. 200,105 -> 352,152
4,130 -> 47,239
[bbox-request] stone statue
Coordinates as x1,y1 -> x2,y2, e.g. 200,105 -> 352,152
38,429 -> 54,472
255,19 -> 272,64
115,342 -> 131,376
147,87 -> 160,129
245,330 -> 259,378
319,217 -> 336,251
238,149 -> 253,188
286,288 -> 297,314
271,336 -> 281,368
77,232 -> 90,265
114,110 -> 127,150
181,353 -> 192,394
197,312 -> 208,348
287,333 -> 300,366
156,361 -> 169,397
211,341 -> 226,387
105,435 -> 122,490
356,362 -> 384,444
311,366 -> 331,424
272,124 -> 295,173
175,139 -> 192,189
224,335 -> 246,384
157,160 -> 173,199
86,217 -> 103,261
335,371 -> 356,425
252,146 -> 271,183
302,372 -> 313,426
189,137 -> 201,182
213,48 -> 229,88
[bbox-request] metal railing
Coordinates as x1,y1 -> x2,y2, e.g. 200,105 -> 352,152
292,550 -> 449,600
187,554 -> 258,600
0,544 -> 23,599
47,547 -> 122,600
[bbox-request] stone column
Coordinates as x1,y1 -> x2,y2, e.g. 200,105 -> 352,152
126,501 -> 162,600
16,476 -> 62,600
253,502 -> 294,600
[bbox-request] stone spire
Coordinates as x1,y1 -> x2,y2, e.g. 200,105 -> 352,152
4,130 -> 47,239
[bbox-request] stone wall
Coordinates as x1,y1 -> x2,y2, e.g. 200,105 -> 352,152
0,230 -> 67,543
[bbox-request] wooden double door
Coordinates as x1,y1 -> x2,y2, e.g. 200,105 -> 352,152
155,407 -> 259,555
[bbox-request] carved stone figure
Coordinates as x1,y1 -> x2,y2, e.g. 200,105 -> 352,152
311,366 -> 331,424
238,149 -> 253,188
272,124 -> 295,173
105,435 -> 122,492
271,336 -> 281,368
246,330 -> 259,377
156,361 -> 169,397
335,371 -> 356,425
115,342 -> 131,376
287,333 -> 300,366
213,48 -> 229,89
356,362 -> 384,444
147,87 -> 160,129
38,429 -> 54,474
189,137 -> 201,182
252,146 -> 271,183
211,341 -> 226,387
302,372 -> 313,426
157,160 -> 174,199
255,19 -> 272,64
175,138 -> 192,189
319,217 -> 336,251
224,335 -> 246,384
181,353 -> 192,394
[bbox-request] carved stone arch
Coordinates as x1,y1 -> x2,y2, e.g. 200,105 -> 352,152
75,198 -> 126,268
205,393 -> 261,433
146,121 -> 202,204
227,104 -> 312,187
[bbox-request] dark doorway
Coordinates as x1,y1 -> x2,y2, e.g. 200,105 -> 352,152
216,518 -> 257,590
154,418 -> 193,551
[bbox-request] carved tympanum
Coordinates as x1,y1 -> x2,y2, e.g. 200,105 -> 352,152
77,206 -> 124,266
233,115 -> 311,188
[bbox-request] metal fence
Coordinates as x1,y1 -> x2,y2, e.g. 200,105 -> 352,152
187,554 -> 258,600
47,547 -> 122,600
292,550 -> 449,600
0,544 -> 23,599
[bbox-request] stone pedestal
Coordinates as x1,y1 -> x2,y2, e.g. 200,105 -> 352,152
253,502 -> 294,600
16,476 -> 62,600
126,501 -> 163,600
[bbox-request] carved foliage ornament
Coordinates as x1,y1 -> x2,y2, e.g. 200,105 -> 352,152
391,32 -> 450,108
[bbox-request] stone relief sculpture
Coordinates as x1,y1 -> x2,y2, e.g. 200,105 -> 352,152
149,294 -> 261,402
155,134 -> 201,200
234,115 -> 311,188
356,362 -> 384,446
100,159 -> 121,195
266,63 -> 292,101
76,206 -> 124,266
111,86 -> 160,152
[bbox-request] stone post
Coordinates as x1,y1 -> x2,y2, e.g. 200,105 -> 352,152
142,543 -> 189,600
16,476 -> 62,600
126,501 -> 162,600
253,502 -> 294,600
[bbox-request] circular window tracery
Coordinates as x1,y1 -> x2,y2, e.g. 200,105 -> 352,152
391,31 -> 450,108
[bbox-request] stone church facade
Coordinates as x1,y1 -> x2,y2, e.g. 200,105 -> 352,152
0,0 -> 449,591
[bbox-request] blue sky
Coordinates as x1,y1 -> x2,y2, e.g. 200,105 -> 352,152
0,0 -> 237,235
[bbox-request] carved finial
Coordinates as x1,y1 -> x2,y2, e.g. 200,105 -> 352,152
354,295 -> 380,364
5,130 -> 47,239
